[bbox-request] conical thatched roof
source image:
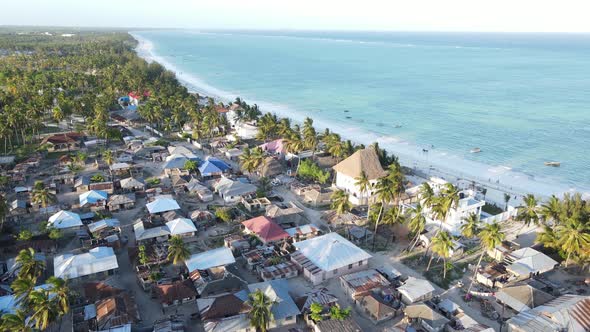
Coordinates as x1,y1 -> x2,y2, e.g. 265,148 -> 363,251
332,148 -> 387,180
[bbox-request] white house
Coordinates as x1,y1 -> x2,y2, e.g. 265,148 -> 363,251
404,177 -> 486,235
54,247 -> 118,281
213,177 -> 257,204
397,277 -> 435,304
332,148 -> 387,205
290,232 -> 372,285
146,196 -> 181,214
48,210 -> 83,232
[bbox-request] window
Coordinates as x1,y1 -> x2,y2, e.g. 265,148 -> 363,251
348,263 -> 353,269
333,268 -> 338,275
358,261 -> 363,266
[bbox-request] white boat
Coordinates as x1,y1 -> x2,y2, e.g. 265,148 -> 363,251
544,161 -> 560,167
470,148 -> 481,153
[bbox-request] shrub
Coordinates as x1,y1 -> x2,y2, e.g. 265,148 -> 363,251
17,230 -> 33,241
91,174 -> 105,182
297,159 -> 330,184
215,207 -> 232,222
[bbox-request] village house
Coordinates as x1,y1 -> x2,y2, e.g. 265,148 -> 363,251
241,216 -> 290,244
109,162 -> 133,176
242,197 -> 272,213
213,177 -> 257,204
184,247 -> 240,295
265,202 -> 305,226
41,132 -> 84,152
333,148 -> 387,205
79,190 -> 109,211
404,303 -> 450,332
87,218 -> 121,238
196,291 -> 251,330
259,139 -> 287,158
48,210 -> 83,233
163,156 -> 190,177
295,288 -> 339,316
284,224 -> 321,242
340,269 -> 391,300
53,246 -> 119,282
107,193 -> 136,211
154,279 -> 198,308
119,177 -> 146,192
199,156 -> 231,179
89,181 -> 115,194
258,260 -> 299,281
224,234 -> 251,253
248,279 -> 300,329
309,317 -> 363,332
185,178 -> 213,202
166,218 -> 198,240
133,220 -> 171,243
146,196 -> 181,215
291,232 -> 372,285
259,156 -> 284,177
356,292 -> 399,324
397,277 -> 435,304
496,284 -> 555,314
506,294 -> 590,332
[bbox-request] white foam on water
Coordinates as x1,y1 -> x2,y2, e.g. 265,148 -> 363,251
131,32 -> 590,200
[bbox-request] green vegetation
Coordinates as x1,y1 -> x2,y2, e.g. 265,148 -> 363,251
297,159 -> 330,184
17,230 -> 33,241
1,248 -> 69,330
247,289 -> 274,332
215,207 -> 232,223
482,203 -> 503,215
167,236 -> 190,265
90,174 -> 105,182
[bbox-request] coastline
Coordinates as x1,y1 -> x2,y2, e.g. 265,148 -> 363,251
130,32 -> 590,205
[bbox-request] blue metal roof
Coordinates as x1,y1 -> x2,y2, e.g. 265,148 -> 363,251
206,157 -> 231,172
198,160 -> 222,177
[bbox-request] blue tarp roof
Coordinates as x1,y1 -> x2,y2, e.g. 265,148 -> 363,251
206,157 -> 231,172
198,160 -> 223,177
79,190 -> 108,206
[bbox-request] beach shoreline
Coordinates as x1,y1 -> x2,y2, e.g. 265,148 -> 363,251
130,32 -> 590,206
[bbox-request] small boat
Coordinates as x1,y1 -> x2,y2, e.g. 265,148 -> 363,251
544,161 -> 561,167
394,124 -> 402,128
470,148 -> 481,153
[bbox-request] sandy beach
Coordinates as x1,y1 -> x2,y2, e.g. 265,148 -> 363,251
132,33 -> 590,206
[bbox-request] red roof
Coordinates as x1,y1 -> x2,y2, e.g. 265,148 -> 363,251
241,216 -> 289,243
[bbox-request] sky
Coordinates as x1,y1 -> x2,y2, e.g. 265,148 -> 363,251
2,0 -> 590,33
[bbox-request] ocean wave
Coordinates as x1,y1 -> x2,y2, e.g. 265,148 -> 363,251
130,32 -> 589,200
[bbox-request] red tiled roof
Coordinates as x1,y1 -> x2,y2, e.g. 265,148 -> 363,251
154,280 -> 197,304
241,216 -> 289,243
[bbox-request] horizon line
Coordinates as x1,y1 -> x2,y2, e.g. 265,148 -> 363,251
2,24 -> 590,35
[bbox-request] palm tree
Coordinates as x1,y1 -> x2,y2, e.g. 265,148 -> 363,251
460,213 -> 480,239
407,204 -> 427,252
102,149 -> 114,166
167,236 -> 190,265
536,225 -> 559,250
330,190 -> 352,215
419,182 -> 436,209
382,205 -> 406,244
372,176 -> 395,251
240,147 -> 264,174
11,277 -> 35,308
539,195 -> 560,224
0,309 -> 32,332
31,184 -> 56,210
516,194 -> 539,234
428,231 -> 453,278
355,171 -> 371,207
466,222 -> 505,295
556,219 -> 590,267
15,248 -> 45,280
247,289 -> 274,332
47,277 -> 69,315
29,289 -> 57,330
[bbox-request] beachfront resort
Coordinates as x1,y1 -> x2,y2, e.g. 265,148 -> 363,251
0,30 -> 589,332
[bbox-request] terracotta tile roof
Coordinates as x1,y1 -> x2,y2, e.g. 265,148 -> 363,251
154,280 -> 197,304
241,216 -> 289,243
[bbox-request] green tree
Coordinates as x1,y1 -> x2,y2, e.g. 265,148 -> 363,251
309,302 -> 323,322
329,304 -> 351,320
15,248 -> 45,280
427,231 -> 453,278
47,277 -> 69,315
460,213 -> 480,239
31,185 -> 56,209
556,219 -> 590,267
407,204 -> 427,252
466,222 -> 505,295
48,228 -> 62,241
102,150 -> 114,166
215,207 -> 232,223
183,160 -> 198,174
138,245 -> 149,266
330,190 -> 352,215
516,194 -> 540,234
0,309 -> 32,332
29,289 -> 57,330
247,289 -> 274,332
167,236 -> 190,265
17,230 -> 33,241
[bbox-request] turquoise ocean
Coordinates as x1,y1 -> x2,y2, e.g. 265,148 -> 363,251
132,30 -> 590,196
